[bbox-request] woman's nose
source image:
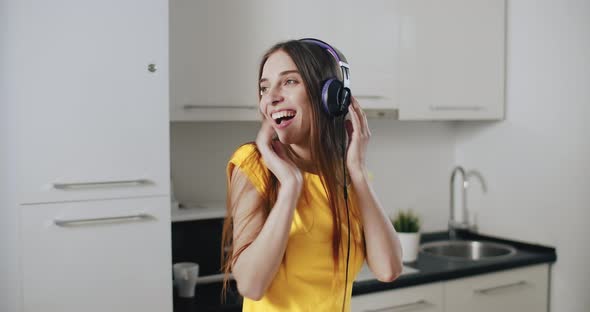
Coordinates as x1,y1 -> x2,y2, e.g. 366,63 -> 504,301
267,86 -> 284,106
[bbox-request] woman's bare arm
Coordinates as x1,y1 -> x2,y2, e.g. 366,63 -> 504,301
345,97 -> 403,282
229,166 -> 302,300
351,173 -> 403,282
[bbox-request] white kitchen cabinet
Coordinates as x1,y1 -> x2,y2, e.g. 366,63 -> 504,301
289,0 -> 505,120
169,0 -> 288,121
397,0 -> 506,120
350,264 -> 549,312
287,0 -> 401,111
20,196 -> 172,312
4,1 -> 174,311
351,283 -> 444,312
14,0 -> 170,204
170,0 -> 505,121
444,264 -> 549,312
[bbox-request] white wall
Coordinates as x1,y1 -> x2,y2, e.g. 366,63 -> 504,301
1,1 -> 22,311
0,112 -> 20,312
170,120 -> 455,232
454,1 -> 590,311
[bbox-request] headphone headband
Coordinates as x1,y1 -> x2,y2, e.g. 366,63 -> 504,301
299,38 -> 350,88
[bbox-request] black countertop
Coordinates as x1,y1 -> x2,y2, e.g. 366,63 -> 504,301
174,229 -> 557,312
352,229 -> 556,295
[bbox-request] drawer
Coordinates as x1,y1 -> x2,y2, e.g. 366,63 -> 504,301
444,264 -> 549,312
21,196 -> 172,312
351,282 -> 444,312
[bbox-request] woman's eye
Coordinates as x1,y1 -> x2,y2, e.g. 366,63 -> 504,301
259,86 -> 268,94
286,79 -> 297,84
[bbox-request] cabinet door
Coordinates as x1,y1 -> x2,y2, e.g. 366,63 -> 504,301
397,0 -> 506,120
21,196 -> 172,312
351,283 -> 444,312
169,0 -> 288,121
444,264 -> 549,312
13,0 -> 169,204
287,0 -> 402,111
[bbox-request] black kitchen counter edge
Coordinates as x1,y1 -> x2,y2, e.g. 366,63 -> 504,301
175,229 -> 557,312
351,229 -> 557,296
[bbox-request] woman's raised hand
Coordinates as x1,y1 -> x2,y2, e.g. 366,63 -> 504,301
255,119 -> 303,190
345,96 -> 371,181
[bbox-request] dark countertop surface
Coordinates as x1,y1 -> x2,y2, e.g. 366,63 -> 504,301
174,229 -> 557,312
352,229 -> 556,295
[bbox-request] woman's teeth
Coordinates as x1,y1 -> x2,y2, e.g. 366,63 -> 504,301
271,110 -> 296,124
271,110 -> 296,119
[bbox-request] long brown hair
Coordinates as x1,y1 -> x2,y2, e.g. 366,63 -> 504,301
220,39 -> 364,301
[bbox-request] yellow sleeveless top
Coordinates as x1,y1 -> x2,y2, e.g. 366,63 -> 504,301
227,143 -> 366,312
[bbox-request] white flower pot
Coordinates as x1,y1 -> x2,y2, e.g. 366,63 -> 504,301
398,232 -> 421,263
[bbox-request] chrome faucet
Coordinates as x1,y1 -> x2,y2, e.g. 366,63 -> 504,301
449,166 -> 487,240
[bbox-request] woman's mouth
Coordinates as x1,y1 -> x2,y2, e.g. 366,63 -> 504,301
271,110 -> 296,129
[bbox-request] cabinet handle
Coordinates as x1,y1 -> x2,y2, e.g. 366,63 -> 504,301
363,299 -> 430,312
54,213 -> 154,227
474,280 -> 528,295
183,105 -> 257,110
355,95 -> 387,100
52,179 -> 153,190
429,105 -> 485,111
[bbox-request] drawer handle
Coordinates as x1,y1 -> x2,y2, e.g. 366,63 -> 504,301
54,213 -> 153,227
364,299 -> 430,312
429,105 -> 485,111
52,179 -> 152,190
183,105 -> 257,110
474,280 -> 528,295
355,95 -> 387,100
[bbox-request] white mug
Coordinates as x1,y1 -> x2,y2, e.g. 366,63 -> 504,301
173,262 -> 199,298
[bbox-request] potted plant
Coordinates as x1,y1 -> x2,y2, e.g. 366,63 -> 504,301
391,210 -> 422,263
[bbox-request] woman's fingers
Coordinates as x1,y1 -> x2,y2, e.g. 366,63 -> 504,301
345,119 -> 353,145
256,121 -> 279,164
255,119 -> 302,185
348,98 -> 362,140
351,97 -> 369,137
256,120 -> 275,148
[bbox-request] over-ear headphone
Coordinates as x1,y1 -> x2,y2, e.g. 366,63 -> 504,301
299,38 -> 352,118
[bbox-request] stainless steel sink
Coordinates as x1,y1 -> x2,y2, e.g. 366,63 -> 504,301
419,240 -> 517,261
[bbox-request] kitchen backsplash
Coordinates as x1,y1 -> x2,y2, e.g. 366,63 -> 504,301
170,120 -> 456,232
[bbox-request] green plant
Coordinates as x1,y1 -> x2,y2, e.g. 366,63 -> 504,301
391,210 -> 421,233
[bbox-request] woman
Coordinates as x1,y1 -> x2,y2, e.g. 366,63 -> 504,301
221,39 -> 403,311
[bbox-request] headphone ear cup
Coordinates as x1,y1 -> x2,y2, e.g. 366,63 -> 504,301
322,78 -> 345,117
338,87 -> 351,116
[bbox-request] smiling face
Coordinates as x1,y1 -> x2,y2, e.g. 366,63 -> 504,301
259,50 -> 312,145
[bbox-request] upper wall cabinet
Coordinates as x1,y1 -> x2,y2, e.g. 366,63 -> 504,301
287,0 -> 401,112
170,0 -> 289,121
396,0 -> 506,120
170,0 -> 505,121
